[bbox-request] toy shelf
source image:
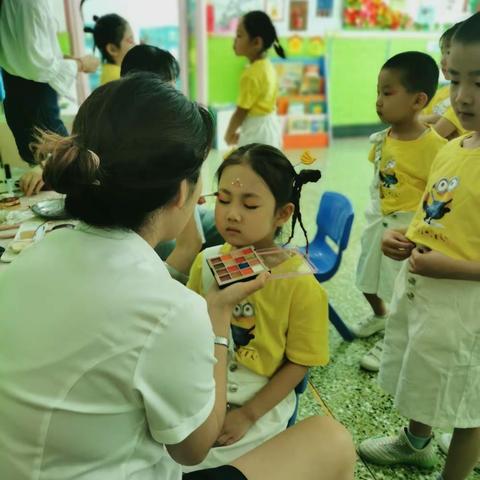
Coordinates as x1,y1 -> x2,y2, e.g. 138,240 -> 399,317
273,56 -> 329,149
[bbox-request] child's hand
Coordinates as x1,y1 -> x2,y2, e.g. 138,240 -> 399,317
381,229 -> 415,261
216,407 -> 254,446
224,131 -> 239,146
408,248 -> 456,278
19,165 -> 44,196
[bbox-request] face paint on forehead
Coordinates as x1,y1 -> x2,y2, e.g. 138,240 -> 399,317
231,178 -> 243,188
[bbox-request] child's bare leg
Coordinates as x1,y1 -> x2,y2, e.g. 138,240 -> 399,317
232,416 -> 356,480
442,427 -> 480,480
363,292 -> 387,317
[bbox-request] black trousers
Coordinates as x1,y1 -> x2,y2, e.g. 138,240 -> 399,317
2,69 -> 68,165
183,465 -> 247,480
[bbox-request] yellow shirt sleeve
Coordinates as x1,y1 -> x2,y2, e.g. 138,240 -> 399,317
237,73 -> 261,111
285,278 -> 329,367
100,63 -> 121,85
186,252 -> 204,295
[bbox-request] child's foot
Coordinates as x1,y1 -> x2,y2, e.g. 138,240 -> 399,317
360,339 -> 383,372
350,314 -> 386,338
358,427 -> 438,468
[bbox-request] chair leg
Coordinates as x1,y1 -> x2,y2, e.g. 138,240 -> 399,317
329,303 -> 355,342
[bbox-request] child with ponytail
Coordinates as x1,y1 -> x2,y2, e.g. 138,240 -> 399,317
84,13 -> 135,85
185,143 -> 329,470
225,11 -> 286,148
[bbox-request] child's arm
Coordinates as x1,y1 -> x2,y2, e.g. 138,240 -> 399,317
432,117 -> 457,139
224,107 -> 249,145
419,113 -> 441,125
408,248 -> 480,280
382,228 -> 416,261
216,360 -> 308,446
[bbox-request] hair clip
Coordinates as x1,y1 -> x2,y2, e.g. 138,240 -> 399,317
293,150 -> 316,168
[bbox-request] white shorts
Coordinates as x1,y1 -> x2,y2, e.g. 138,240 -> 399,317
183,360 -> 296,472
379,262 -> 480,429
238,113 -> 282,149
355,206 -> 414,303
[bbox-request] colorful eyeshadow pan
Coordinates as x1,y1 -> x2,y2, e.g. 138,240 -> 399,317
206,245 -> 270,288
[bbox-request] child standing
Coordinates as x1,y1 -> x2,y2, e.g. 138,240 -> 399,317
351,52 -> 447,372
359,13 -> 480,480
421,23 -> 462,126
84,13 -> 136,85
224,11 -> 285,148
185,144 -> 330,470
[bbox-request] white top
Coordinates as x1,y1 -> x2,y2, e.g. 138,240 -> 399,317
0,223 -> 216,480
0,0 -> 78,99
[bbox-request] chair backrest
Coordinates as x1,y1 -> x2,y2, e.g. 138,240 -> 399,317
314,191 -> 354,252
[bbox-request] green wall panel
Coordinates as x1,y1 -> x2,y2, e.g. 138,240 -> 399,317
328,37 -> 387,127
208,37 -> 246,105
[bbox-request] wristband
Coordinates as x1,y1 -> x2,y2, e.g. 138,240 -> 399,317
214,336 -> 229,348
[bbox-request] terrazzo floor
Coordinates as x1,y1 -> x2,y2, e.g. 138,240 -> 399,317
205,138 -> 480,480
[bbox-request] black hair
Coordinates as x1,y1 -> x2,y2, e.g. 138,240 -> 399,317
382,51 -> 439,105
217,144 -> 320,251
452,12 -> 480,45
121,45 -> 180,82
242,10 -> 286,59
34,73 -> 214,231
439,21 -> 463,50
84,14 -> 128,64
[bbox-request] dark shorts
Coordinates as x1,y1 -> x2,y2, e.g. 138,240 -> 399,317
183,465 -> 247,480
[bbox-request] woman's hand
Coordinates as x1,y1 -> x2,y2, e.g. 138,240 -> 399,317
19,165 -> 44,196
206,273 -> 269,336
381,228 -> 415,261
216,407 -> 254,446
224,131 -> 239,146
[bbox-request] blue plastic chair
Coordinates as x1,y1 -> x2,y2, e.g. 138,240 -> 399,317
287,372 -> 309,427
300,191 -> 355,341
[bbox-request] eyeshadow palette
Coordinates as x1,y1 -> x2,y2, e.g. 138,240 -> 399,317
255,246 -> 318,279
206,246 -> 270,288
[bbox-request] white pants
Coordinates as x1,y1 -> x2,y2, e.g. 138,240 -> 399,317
238,113 -> 282,149
356,206 -> 414,303
379,263 -> 480,429
183,360 -> 296,472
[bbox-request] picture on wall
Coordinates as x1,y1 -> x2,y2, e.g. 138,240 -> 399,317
289,0 -> 308,31
211,0 -> 263,33
265,0 -> 285,21
316,0 -> 334,17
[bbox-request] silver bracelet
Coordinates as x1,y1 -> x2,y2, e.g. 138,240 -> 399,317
214,336 -> 229,348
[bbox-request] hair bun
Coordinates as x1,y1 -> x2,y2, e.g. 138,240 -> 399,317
297,169 -> 321,185
93,15 -> 99,22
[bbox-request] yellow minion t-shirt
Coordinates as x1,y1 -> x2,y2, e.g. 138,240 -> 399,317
100,63 -> 121,85
368,128 -> 447,215
237,58 -> 278,116
187,244 -> 329,377
442,106 -> 468,136
407,135 -> 480,261
422,84 -> 450,116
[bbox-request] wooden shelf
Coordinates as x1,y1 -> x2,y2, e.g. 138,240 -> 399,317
278,94 -> 325,102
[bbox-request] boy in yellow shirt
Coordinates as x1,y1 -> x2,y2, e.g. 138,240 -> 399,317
351,51 -> 447,372
359,13 -> 480,480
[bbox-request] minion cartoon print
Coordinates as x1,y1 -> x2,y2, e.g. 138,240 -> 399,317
231,301 -> 256,349
423,176 -> 459,226
379,160 -> 398,189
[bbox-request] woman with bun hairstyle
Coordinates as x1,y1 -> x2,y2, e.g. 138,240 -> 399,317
0,73 -> 355,480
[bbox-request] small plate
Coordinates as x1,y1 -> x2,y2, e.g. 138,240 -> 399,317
31,198 -> 69,220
